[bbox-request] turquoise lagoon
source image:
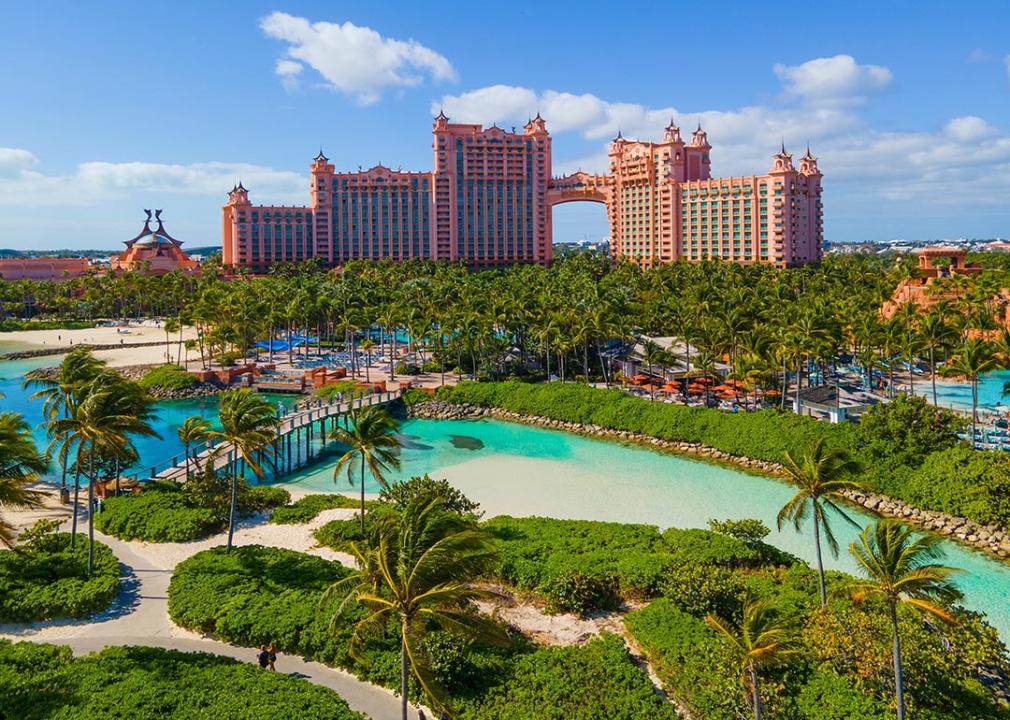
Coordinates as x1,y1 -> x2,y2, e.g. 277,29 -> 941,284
282,416 -> 1010,639
4,353 -> 1010,641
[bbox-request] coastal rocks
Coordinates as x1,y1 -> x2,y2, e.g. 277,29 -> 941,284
843,489 -> 1010,559
24,364 -> 223,400
408,400 -> 1010,564
0,340 -> 167,362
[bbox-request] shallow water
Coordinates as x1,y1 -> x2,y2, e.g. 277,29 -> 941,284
281,417 -> 1010,642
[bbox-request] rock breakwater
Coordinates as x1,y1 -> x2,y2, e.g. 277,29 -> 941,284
408,400 -> 1010,562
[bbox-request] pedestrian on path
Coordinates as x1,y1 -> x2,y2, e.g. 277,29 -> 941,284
267,642 -> 277,671
257,646 -> 270,669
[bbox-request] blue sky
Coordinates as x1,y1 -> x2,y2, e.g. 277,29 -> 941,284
2,0 -> 1010,249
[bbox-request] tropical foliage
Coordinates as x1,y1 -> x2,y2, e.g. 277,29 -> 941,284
95,476 -> 288,542
0,526 -> 118,622
0,641 -> 366,720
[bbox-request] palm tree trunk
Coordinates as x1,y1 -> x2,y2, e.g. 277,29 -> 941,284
930,347 -> 937,406
890,599 -> 906,720
971,377 -> 978,444
359,459 -> 366,535
400,628 -> 410,720
227,451 -> 237,552
813,510 -> 827,609
87,449 -> 95,576
750,662 -> 763,720
70,469 -> 81,548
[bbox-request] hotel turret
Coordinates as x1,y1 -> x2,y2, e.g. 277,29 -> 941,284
607,125 -> 823,267
222,114 -> 822,271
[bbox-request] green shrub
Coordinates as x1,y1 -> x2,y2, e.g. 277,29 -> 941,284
400,387 -> 434,405
795,671 -> 890,720
0,532 -> 119,622
707,517 -> 770,543
483,516 -> 673,613
662,527 -> 765,567
857,394 -> 964,468
380,474 -> 482,517
137,364 -> 197,392
96,476 -> 289,543
270,494 -> 360,524
901,446 -> 1010,526
625,599 -> 743,719
244,485 -> 290,512
456,634 -> 678,720
0,641 -> 365,720
96,490 -> 220,542
168,545 -> 360,669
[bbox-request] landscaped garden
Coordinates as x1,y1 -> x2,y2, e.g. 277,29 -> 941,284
95,476 -> 288,543
0,641 -> 367,720
165,471 -> 1010,720
0,523 -> 119,622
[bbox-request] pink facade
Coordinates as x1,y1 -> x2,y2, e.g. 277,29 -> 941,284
607,123 -> 822,267
0,258 -> 91,282
223,114 -> 552,271
222,115 -> 822,270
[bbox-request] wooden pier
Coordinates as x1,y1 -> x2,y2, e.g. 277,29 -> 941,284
141,390 -> 402,483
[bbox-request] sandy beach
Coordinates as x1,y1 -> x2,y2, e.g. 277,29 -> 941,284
0,323 -> 200,368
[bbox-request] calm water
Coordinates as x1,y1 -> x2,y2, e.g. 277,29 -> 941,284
3,352 -> 1010,641
914,370 -> 1010,412
284,417 -> 1010,642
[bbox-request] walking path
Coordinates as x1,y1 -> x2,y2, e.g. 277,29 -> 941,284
0,512 -> 420,720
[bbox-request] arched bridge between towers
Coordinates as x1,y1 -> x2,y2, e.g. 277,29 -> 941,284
546,172 -> 612,207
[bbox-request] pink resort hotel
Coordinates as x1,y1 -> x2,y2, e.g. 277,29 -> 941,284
222,114 -> 823,271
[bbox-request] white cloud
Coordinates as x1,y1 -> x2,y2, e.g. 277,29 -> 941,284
944,116 -> 997,142
434,55 -> 1010,213
773,55 -> 892,104
966,48 -> 991,63
0,151 -> 306,207
260,12 -> 456,105
275,59 -> 303,92
0,148 -> 38,178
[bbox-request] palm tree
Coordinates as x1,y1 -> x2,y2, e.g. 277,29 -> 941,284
849,520 -> 964,720
50,372 -> 158,573
209,389 -> 279,551
325,495 -> 505,720
25,348 -> 105,493
706,598 -> 801,720
329,405 -> 401,535
917,313 -> 952,407
0,413 -> 48,547
359,338 -> 375,382
178,416 -> 212,480
777,438 -> 864,608
941,338 -> 999,440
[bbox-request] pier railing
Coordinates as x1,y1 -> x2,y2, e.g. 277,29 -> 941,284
129,389 -> 402,484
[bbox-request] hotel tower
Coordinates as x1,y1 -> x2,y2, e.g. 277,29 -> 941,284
222,114 -> 822,271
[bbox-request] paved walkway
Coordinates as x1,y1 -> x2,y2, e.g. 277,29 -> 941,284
0,519 -> 419,720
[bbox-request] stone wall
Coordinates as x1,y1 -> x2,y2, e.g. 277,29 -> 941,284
408,400 -> 1010,562
24,364 -> 223,400
0,341 -> 167,361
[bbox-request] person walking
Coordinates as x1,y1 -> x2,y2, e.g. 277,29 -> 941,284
267,642 -> 277,671
257,646 -> 270,670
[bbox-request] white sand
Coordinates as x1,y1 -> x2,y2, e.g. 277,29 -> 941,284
475,585 -> 629,646
1,323 -> 199,368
